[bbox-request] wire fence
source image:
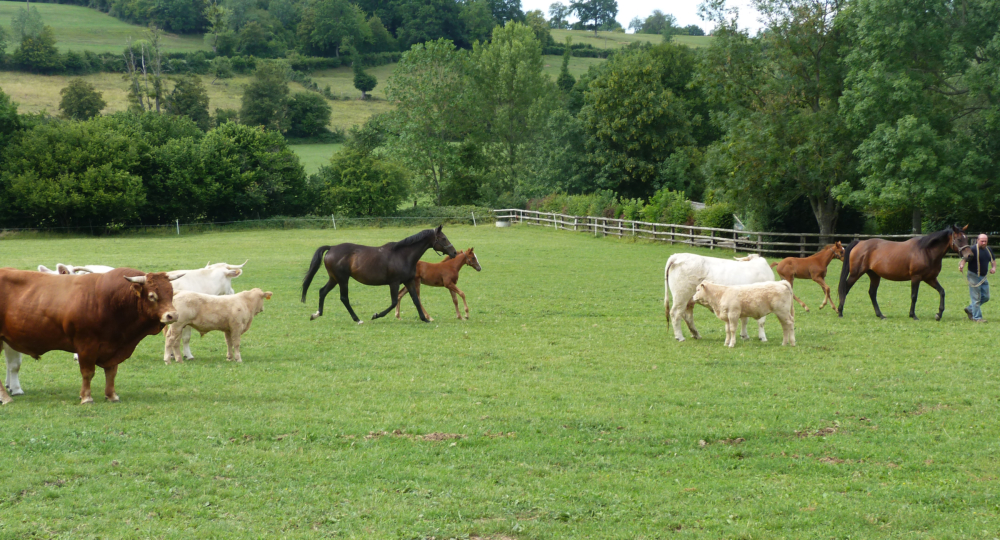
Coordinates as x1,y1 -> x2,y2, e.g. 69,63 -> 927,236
0,212 -> 496,238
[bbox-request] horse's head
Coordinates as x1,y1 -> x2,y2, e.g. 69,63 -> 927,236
832,241 -> 845,261
950,224 -> 974,261
432,225 -> 458,259
464,248 -> 482,272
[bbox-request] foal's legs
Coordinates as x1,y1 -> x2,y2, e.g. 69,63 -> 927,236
412,282 -> 432,321
310,277 -> 339,321
786,275 -> 811,312
814,273 -> 835,312
395,286 -> 410,319
447,284 -> 469,319
925,276 -> 946,321
867,271 -> 885,319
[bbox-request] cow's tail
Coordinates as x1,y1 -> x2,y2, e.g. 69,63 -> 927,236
837,240 -> 859,304
664,256 -> 675,324
301,246 -> 331,303
769,261 -> 779,268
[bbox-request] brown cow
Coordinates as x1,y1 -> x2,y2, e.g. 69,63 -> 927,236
0,268 -> 181,405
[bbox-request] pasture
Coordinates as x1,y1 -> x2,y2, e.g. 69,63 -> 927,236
1,225 -> 998,538
0,0 -> 207,54
289,143 -> 345,175
550,29 -> 713,49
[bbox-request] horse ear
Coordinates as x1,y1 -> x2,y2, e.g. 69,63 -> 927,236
435,225 -> 442,233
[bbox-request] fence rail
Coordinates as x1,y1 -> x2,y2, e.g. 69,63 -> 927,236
493,208 -> 932,257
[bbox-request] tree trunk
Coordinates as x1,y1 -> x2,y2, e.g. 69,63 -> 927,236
912,206 -> 922,234
808,194 -> 839,245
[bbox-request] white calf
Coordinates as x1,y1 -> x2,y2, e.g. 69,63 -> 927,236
664,253 -> 775,341
691,280 -> 796,347
164,288 -> 272,364
38,264 -> 115,275
167,261 -> 248,358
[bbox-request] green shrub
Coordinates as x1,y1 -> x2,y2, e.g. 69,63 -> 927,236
641,188 -> 693,225
314,148 -> 408,217
694,203 -> 736,229
287,92 -> 332,137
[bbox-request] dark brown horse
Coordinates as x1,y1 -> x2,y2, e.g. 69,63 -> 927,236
395,247 -> 482,321
301,226 -> 458,323
837,225 -> 973,320
770,242 -> 845,313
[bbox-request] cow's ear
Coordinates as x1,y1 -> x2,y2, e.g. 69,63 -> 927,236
264,291 -> 273,300
226,269 -> 242,278
131,283 -> 142,297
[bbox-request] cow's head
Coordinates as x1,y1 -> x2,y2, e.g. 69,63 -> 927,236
691,281 -> 713,307
248,288 -> 273,315
124,272 -> 184,324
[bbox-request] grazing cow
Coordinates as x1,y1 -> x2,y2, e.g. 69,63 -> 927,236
163,288 -> 272,364
664,253 -> 775,341
167,260 -> 248,359
38,264 -> 115,275
2,342 -> 23,403
0,268 -> 181,404
691,280 -> 796,348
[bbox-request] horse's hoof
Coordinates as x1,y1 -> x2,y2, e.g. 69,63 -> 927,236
935,314 -> 942,321
804,307 -> 810,312
357,320 -> 364,325
80,397 -> 94,405
372,313 -> 379,320
310,312 -> 321,321
106,394 -> 120,403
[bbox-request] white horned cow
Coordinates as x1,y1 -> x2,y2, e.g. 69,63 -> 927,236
664,253 -> 775,342
163,288 -> 272,364
166,261 -> 248,361
38,264 -> 115,275
691,280 -> 796,348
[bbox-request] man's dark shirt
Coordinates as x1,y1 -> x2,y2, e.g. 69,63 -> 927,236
968,246 -> 995,276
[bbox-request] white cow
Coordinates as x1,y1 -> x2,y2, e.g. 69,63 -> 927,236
691,280 -> 796,347
664,253 -> 775,341
38,264 -> 115,275
167,261 -> 248,360
163,288 -> 272,364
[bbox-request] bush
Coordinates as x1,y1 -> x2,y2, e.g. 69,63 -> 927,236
313,147 -> 408,216
59,79 -> 106,120
641,188 -> 694,225
694,203 -> 736,229
287,92 -> 332,137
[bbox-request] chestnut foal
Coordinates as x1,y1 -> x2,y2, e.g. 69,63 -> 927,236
395,248 -> 481,321
770,242 -> 845,313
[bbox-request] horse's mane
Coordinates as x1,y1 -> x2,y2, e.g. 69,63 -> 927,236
393,229 -> 433,248
916,228 -> 953,249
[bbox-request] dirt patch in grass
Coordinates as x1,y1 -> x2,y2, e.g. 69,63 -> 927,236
364,429 -> 465,441
796,424 -> 839,438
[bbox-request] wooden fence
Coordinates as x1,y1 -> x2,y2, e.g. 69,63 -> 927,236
493,209 -> 928,257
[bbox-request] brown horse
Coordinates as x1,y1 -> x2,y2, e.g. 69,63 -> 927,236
770,242 -> 845,313
395,248 -> 482,321
301,226 -> 457,323
837,225 -> 973,320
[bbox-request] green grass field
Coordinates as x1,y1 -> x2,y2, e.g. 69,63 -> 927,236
1,224 -> 998,538
289,143 -> 344,175
0,0 -> 207,54
551,29 -> 713,49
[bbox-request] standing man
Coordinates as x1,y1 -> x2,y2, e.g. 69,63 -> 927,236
960,233 -> 996,322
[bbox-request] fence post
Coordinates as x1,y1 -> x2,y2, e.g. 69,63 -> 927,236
757,234 -> 762,254
472,212 -> 476,226
710,229 -> 714,250
573,217 -> 578,231
671,225 -> 675,245
632,221 -> 635,237
176,219 -> 180,235
800,236 -> 806,257
594,217 -> 598,238
332,215 -> 337,230
732,230 -> 737,253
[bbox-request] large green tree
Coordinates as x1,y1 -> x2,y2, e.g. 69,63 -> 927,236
569,0 -> 617,35
298,0 -> 370,57
165,75 -> 212,131
468,22 -> 555,203
700,0 -> 857,239
59,79 -> 107,121
314,147 -> 408,216
578,43 -> 705,198
838,0 -> 999,232
240,61 -> 290,132
385,39 -> 472,204
12,26 -> 62,73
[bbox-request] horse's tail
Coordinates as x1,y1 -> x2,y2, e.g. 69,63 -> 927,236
664,256 -> 675,324
837,240 -> 859,303
301,245 -> 331,303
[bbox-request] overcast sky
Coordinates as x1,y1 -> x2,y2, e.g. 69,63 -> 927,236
520,0 -> 764,35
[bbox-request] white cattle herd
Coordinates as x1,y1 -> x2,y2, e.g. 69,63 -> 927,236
3,260 -> 266,401
665,253 -> 797,347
